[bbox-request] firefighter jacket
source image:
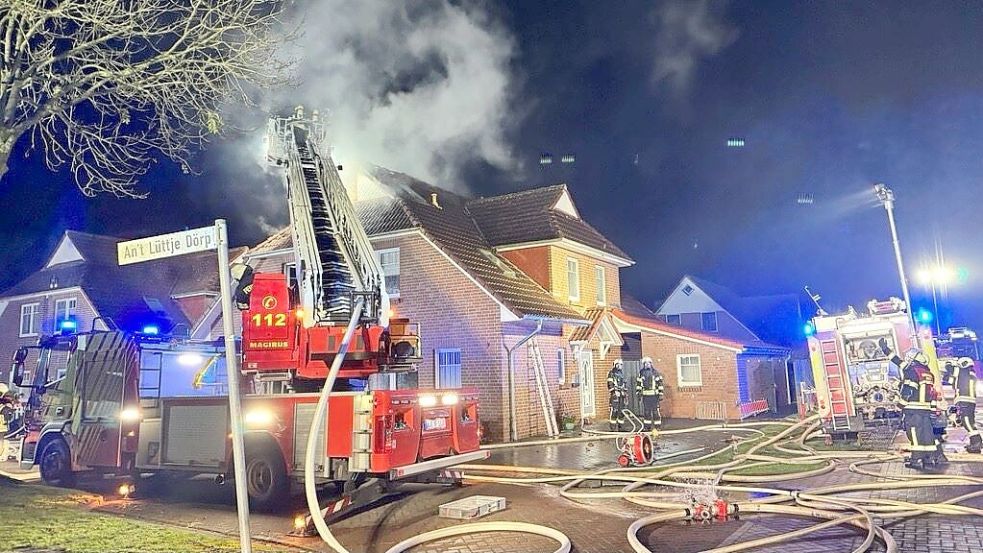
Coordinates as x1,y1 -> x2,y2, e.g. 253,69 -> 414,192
899,362 -> 937,409
607,368 -> 627,397
945,364 -> 978,404
636,367 -> 665,398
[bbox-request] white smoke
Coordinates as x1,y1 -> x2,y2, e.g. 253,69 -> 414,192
268,1 -> 516,182
208,1 -> 518,239
651,0 -> 738,95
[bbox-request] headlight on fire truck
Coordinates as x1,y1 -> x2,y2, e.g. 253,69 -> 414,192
244,408 -> 275,427
419,394 -> 438,407
441,393 -> 459,405
119,407 -> 142,423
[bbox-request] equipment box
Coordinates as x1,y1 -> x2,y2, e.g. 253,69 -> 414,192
438,495 -> 507,520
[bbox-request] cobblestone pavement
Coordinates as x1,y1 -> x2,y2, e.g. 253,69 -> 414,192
7,415 -> 983,552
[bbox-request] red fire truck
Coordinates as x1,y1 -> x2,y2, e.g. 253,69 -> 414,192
14,109 -> 487,516
807,297 -> 942,435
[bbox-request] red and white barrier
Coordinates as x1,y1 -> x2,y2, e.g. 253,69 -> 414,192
739,399 -> 770,419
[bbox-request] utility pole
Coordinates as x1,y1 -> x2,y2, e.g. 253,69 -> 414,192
873,183 -> 915,329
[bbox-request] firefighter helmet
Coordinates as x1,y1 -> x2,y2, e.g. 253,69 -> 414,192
613,358 -> 624,368
958,357 -> 975,369
642,356 -> 653,367
904,348 -> 928,366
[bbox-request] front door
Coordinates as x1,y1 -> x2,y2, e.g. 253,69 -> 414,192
577,349 -> 596,418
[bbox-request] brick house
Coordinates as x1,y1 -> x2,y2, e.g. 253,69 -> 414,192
654,275 -> 805,414
194,168 -> 637,441
0,231 -> 241,386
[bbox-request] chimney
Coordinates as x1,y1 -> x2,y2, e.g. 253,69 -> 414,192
430,192 -> 442,210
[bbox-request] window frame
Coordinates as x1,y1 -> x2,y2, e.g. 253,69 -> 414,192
54,297 -> 78,325
376,247 -> 401,298
676,354 -> 703,387
701,311 -> 718,332
566,257 -> 580,302
557,347 -> 566,384
19,303 -> 40,337
282,262 -> 298,287
434,348 -> 462,389
595,266 -> 606,306
665,314 -> 681,326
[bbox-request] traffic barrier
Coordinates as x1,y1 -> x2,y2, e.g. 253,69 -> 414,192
739,399 -> 770,419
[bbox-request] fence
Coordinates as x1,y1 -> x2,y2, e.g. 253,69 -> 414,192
739,399 -> 770,419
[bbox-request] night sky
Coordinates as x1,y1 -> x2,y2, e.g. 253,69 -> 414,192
2,1 -> 983,330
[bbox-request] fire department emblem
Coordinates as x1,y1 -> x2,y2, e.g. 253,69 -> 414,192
262,295 -> 277,310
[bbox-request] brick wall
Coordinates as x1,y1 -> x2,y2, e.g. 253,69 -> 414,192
504,322 -> 573,438
0,289 -> 100,385
546,246 -> 621,311
638,333 -> 741,420
500,247 -> 551,290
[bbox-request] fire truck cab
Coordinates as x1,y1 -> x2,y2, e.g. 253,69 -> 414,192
808,298 -> 942,435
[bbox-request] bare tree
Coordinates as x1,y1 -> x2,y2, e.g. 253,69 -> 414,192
0,0 -> 290,196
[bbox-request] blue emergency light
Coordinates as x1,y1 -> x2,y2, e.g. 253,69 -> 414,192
916,309 -> 933,325
59,319 -> 77,332
803,322 -> 815,337
141,325 -> 160,335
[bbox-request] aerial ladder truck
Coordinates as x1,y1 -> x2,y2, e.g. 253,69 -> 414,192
12,108 -> 486,519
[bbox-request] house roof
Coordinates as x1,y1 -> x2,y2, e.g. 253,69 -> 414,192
611,308 -> 749,351
680,275 -> 805,348
244,168 -> 586,321
620,293 -> 658,319
466,184 -> 633,262
1,230 -> 233,333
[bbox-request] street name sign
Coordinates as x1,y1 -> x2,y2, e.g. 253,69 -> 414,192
117,226 -> 217,265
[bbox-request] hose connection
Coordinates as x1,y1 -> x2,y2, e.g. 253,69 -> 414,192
690,499 -> 732,523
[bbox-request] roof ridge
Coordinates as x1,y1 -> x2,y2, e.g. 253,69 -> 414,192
468,183 -> 567,205
65,229 -> 124,242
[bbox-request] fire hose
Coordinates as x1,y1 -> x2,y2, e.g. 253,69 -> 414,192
460,413 -> 983,552
300,325 -> 983,553
301,299 -> 570,553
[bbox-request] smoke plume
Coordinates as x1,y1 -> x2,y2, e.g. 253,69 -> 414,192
651,0 -> 738,95
206,1 -> 518,240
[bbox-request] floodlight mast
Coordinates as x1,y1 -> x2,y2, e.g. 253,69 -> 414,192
873,183 -> 916,329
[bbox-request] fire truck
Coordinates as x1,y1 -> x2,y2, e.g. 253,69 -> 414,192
807,297 -> 942,435
13,109 -> 487,514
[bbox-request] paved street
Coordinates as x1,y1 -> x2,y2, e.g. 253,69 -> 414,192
4,417 -> 983,552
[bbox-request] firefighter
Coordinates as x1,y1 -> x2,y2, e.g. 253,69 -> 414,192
636,357 -> 665,430
944,357 -> 980,454
607,359 -> 628,431
884,344 -> 944,469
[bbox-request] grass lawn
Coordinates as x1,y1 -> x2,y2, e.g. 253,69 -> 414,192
0,478 -> 289,553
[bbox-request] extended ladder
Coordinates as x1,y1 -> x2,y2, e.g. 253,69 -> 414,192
267,108 -> 389,325
820,338 -> 851,431
528,339 -> 559,437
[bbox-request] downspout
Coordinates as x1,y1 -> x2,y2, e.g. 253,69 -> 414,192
503,319 -> 544,443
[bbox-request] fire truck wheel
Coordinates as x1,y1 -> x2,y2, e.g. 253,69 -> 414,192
39,438 -> 75,488
243,446 -> 289,512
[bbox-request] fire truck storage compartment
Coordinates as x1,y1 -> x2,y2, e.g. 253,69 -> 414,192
162,400 -> 228,467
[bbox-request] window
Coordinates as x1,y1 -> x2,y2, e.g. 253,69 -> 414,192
665,314 -> 681,326
376,248 -> 400,297
566,258 -> 580,302
682,284 -> 695,296
435,348 -> 462,389
677,354 -> 703,387
19,303 -> 40,337
282,262 -> 298,286
701,312 -> 718,332
595,266 -> 606,306
557,348 -> 566,384
54,297 -> 77,325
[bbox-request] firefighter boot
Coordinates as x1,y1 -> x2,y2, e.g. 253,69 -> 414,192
904,457 -> 924,470
967,435 -> 982,454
